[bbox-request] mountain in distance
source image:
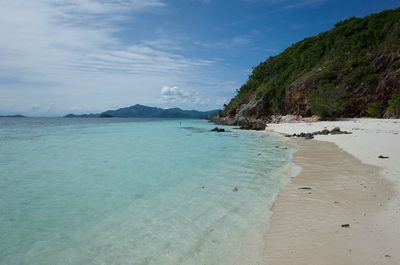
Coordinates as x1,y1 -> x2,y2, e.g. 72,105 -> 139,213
0,114 -> 26,118
219,8 -> 400,123
64,113 -> 100,118
64,104 -> 219,119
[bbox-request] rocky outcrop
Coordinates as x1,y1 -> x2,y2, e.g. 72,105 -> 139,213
237,118 -> 266,130
283,53 -> 400,118
287,127 -> 352,139
234,96 -> 269,120
209,96 -> 267,130
209,116 -> 266,131
268,115 -> 319,123
284,69 -> 321,116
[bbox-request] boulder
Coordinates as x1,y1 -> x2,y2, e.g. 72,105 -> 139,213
321,129 -> 330,135
378,155 -> 389,159
211,127 -> 225,132
330,127 -> 341,134
304,134 -> 314,139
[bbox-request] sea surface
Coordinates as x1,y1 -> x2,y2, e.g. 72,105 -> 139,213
0,118 -> 295,265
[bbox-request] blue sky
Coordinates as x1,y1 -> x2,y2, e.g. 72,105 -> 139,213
0,0 -> 399,116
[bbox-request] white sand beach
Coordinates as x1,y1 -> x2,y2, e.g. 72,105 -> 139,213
264,118 -> 400,265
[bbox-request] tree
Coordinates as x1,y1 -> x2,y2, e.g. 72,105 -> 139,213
386,92 -> 400,118
308,83 -> 346,120
367,101 -> 384,118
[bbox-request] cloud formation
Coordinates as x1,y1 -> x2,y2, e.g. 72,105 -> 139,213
0,0 -> 214,79
0,0 -> 216,115
160,86 -> 200,104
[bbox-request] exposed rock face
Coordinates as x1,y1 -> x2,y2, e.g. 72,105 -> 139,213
284,69 -> 321,116
283,53 -> 400,117
237,118 -> 266,130
346,53 -> 400,117
209,116 -> 266,131
234,96 -> 269,120
209,96 -> 267,130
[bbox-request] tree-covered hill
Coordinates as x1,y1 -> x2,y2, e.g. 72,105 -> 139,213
65,104 -> 219,119
101,104 -> 218,119
221,8 -> 400,121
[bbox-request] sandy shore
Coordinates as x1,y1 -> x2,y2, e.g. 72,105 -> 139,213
264,118 -> 400,265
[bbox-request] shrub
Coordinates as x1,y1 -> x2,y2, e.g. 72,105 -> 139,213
367,101 -> 384,118
309,83 -> 346,120
386,92 -> 400,117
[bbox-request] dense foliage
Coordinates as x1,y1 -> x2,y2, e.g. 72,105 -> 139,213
367,101 -> 384,118
223,8 -> 400,118
386,92 -> 400,117
309,83 -> 346,120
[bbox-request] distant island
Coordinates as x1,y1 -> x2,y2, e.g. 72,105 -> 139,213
0,114 -> 26,118
64,113 -> 100,118
64,104 -> 219,119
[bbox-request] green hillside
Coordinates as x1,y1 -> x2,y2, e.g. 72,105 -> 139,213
222,8 -> 400,120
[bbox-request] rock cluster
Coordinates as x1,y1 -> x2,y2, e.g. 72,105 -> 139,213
208,116 -> 266,131
288,127 -> 352,139
237,118 -> 266,131
268,114 -> 320,124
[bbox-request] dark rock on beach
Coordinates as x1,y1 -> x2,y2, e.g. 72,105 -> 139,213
378,155 -> 389,159
304,134 -> 314,140
211,127 -> 225,132
291,127 -> 352,139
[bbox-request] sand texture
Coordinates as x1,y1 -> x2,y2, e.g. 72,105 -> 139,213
264,119 -> 400,265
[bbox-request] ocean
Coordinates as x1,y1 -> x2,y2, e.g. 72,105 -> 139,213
0,118 -> 295,265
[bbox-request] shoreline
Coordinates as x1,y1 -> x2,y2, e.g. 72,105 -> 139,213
264,118 -> 400,264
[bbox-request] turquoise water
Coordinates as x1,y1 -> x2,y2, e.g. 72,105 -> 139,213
0,118 -> 294,265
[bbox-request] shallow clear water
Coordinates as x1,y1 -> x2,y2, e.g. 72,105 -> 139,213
0,118 -> 294,265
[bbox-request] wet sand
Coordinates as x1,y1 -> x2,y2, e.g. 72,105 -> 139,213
264,139 -> 399,265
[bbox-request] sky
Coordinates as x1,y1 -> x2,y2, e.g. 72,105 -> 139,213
0,0 -> 399,116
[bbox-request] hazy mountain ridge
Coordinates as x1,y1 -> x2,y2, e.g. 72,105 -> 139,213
0,115 -> 26,118
65,104 -> 219,119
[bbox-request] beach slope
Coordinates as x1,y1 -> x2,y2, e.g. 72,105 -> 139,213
265,118 -> 400,265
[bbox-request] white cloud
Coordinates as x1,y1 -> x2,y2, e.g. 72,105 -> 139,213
0,0 -> 217,115
160,86 -> 200,104
0,0 -> 214,79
